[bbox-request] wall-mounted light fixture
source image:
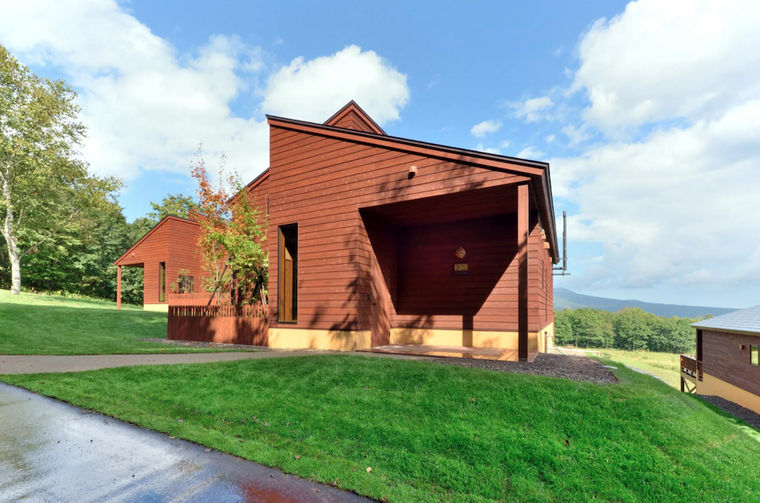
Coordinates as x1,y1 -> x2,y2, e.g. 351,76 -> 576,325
408,165 -> 417,179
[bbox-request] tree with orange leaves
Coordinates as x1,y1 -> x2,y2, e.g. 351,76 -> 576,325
191,154 -> 267,306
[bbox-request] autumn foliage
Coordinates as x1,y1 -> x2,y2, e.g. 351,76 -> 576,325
191,155 -> 267,306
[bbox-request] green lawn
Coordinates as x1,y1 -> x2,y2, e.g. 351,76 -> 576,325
3,355 -> 759,502
597,348 -> 681,388
0,290 -> 251,354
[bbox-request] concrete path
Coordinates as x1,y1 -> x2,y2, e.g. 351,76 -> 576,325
0,351 -> 323,374
0,382 -> 371,502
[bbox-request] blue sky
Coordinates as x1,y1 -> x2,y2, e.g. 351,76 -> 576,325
2,0 -> 759,308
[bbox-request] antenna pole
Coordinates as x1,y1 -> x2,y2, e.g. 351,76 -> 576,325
553,211 -> 570,276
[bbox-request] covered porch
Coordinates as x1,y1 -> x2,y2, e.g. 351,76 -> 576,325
361,181 -> 548,362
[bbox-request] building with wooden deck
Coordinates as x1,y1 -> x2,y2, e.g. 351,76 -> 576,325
238,101 -> 559,361
682,305 -> 760,414
114,215 -> 205,311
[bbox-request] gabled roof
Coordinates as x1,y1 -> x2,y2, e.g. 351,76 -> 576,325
114,215 -> 198,266
266,109 -> 560,263
692,305 -> 760,336
323,100 -> 386,135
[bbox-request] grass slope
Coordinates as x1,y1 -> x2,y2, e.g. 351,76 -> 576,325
599,349 -> 681,388
0,290 -> 248,354
4,355 -> 759,502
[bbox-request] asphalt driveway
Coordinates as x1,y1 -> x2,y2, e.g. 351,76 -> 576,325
0,383 -> 371,502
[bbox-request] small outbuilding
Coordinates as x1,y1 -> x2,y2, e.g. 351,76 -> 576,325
114,215 -> 205,311
682,305 -> 760,414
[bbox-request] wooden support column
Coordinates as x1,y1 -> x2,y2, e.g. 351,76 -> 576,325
116,265 -> 122,310
517,184 -> 529,361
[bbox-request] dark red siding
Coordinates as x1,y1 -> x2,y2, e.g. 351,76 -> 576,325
266,122 -> 554,338
115,217 -> 205,305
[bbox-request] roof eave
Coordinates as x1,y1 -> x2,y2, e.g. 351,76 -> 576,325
266,114 -> 560,262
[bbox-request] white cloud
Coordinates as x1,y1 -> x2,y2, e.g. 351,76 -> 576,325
544,134 -> 556,143
510,96 -> 553,122
0,1 -> 268,181
475,143 -> 501,155
561,124 -> 591,146
574,0 -> 760,135
470,119 -> 502,138
261,45 -> 408,125
516,146 -> 545,159
0,2 -> 410,185
552,0 -> 760,296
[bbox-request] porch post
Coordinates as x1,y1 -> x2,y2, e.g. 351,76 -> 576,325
517,184 -> 529,361
116,265 -> 122,310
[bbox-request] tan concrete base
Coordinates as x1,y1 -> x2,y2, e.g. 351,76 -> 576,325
538,322 -> 555,353
698,372 -> 760,415
143,304 -> 169,312
268,328 -> 371,351
390,326 -> 555,353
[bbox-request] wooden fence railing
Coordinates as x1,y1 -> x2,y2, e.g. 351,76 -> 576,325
680,354 -> 702,380
168,303 -> 269,346
167,292 -> 229,306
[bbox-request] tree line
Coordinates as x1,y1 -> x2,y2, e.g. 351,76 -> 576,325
0,190 -> 197,304
554,307 -> 702,353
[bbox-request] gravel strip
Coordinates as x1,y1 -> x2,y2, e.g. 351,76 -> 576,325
431,352 -> 618,384
698,395 -> 760,431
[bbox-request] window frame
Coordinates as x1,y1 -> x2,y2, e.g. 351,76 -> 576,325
278,223 -> 298,324
158,262 -> 166,302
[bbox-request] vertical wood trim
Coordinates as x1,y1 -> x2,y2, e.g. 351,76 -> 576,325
278,228 -> 285,320
517,184 -> 529,361
116,265 -> 122,310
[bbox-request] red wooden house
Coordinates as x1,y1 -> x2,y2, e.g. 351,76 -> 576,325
227,101 -> 559,361
681,305 -> 760,413
114,215 -> 206,311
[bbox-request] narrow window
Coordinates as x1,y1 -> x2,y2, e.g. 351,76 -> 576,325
159,262 -> 166,302
278,224 -> 298,322
751,345 -> 759,366
266,197 -> 270,216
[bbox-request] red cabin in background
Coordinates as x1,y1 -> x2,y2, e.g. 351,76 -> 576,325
114,215 -> 208,311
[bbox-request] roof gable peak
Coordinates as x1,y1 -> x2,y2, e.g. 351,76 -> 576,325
324,100 -> 386,135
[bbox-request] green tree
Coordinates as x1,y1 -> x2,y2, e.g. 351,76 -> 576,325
0,46 -> 119,295
147,193 -> 197,222
191,156 -> 267,305
571,308 -> 612,348
613,308 -> 653,350
554,310 -> 574,345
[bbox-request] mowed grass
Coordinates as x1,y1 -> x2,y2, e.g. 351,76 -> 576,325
4,355 -> 760,502
0,290 -> 251,354
598,349 -> 681,388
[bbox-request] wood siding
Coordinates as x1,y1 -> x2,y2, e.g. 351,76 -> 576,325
115,217 -> 205,305
266,123 -> 555,341
703,330 -> 760,396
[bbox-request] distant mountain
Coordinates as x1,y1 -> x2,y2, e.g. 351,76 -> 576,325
554,288 -> 736,319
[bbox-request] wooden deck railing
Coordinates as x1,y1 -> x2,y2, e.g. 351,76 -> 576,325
680,354 -> 702,381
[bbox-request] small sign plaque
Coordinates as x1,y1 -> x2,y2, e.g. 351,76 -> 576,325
454,263 -> 468,275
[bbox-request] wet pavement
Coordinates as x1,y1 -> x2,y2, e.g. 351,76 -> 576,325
0,383 -> 372,502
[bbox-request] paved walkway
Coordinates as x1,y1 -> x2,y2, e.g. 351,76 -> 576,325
0,351 -> 323,374
0,383 -> 371,502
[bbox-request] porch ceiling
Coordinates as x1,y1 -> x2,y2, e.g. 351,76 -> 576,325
360,184 -> 531,227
